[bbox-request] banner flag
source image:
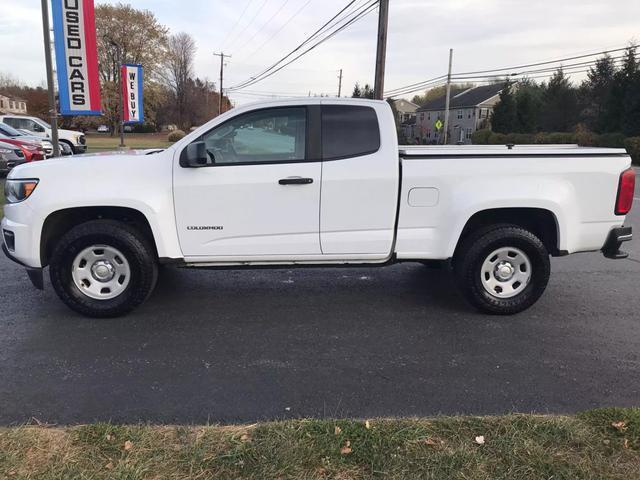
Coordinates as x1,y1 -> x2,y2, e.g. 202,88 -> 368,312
121,64 -> 144,124
51,0 -> 102,116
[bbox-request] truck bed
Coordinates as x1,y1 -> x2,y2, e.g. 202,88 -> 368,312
395,144 -> 631,260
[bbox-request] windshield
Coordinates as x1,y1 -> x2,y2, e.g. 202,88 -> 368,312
0,123 -> 22,137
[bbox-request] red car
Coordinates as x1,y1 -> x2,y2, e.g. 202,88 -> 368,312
0,135 -> 45,162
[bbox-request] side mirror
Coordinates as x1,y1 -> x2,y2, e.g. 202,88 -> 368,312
33,124 -> 45,133
180,141 -> 209,168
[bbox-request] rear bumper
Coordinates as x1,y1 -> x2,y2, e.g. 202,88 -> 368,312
602,226 -> 633,259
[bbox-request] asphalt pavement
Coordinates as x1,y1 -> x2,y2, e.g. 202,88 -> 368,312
0,172 -> 639,425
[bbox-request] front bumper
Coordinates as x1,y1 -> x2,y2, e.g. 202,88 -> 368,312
73,145 -> 87,154
2,242 -> 44,289
602,226 -> 633,259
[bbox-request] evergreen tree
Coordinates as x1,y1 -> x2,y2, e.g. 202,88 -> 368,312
581,54 -> 616,132
620,46 -> 640,136
351,82 -> 362,98
540,69 -> 579,131
514,80 -> 542,133
491,81 -> 517,133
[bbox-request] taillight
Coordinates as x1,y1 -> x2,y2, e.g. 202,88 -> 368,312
615,168 -> 636,215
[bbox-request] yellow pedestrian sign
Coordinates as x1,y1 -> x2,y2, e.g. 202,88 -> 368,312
434,119 -> 443,131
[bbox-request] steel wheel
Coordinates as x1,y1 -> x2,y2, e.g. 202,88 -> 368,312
71,244 -> 131,300
480,246 -> 532,299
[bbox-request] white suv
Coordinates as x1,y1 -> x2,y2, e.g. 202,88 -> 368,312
0,115 -> 86,154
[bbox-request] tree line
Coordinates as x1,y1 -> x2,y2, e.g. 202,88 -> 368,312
0,2 -> 230,134
490,45 -> 640,137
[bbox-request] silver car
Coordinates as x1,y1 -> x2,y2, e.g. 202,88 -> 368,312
0,140 -> 27,176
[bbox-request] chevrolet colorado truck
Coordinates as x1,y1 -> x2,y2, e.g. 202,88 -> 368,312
1,98 -> 635,318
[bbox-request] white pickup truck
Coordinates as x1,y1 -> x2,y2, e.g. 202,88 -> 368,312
2,98 -> 635,318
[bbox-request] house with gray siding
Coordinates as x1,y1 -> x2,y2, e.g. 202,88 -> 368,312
414,83 -> 505,144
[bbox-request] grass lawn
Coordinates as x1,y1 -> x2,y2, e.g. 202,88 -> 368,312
1,408 -> 638,479
85,132 -> 173,153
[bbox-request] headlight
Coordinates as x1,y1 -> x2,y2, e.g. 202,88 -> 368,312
0,148 -> 12,154
4,179 -> 39,204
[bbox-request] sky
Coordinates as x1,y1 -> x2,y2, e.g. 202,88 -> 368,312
0,0 -> 638,105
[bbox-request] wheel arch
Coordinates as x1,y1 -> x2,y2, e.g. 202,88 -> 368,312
453,207 -> 561,258
40,206 -> 159,267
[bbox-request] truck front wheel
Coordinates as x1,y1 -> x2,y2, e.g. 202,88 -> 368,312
49,220 -> 158,318
453,225 -> 550,315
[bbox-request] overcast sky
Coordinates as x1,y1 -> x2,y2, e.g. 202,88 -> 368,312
1,0 -> 638,105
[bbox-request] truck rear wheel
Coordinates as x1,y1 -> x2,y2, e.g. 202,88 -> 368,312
49,220 -> 158,318
453,225 -> 550,315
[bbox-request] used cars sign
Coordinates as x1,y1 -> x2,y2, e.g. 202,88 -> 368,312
51,0 -> 102,116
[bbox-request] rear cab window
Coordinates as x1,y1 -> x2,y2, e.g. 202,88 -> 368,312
321,105 -> 380,160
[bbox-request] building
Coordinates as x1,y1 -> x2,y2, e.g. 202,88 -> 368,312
389,99 -> 419,140
0,94 -> 27,115
391,98 -> 419,123
415,83 -> 505,145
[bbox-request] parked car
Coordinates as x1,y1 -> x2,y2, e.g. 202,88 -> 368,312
0,115 -> 86,154
0,134 -> 45,162
1,99 -> 635,318
13,128 -> 73,157
97,125 -> 109,133
0,123 -> 54,158
59,142 -> 73,156
0,140 -> 27,176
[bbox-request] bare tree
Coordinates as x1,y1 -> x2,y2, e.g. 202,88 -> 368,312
95,3 -> 169,134
162,32 -> 196,130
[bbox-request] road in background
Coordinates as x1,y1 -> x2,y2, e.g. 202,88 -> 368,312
0,172 -> 638,425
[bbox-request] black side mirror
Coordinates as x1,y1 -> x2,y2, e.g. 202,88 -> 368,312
180,141 -> 209,168
33,124 -> 45,133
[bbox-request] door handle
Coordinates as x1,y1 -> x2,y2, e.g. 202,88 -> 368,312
278,177 -> 314,185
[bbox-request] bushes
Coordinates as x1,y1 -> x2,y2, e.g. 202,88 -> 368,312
471,129 -> 492,145
167,130 -> 186,142
624,137 -> 640,165
595,132 -> 626,148
131,123 -> 158,134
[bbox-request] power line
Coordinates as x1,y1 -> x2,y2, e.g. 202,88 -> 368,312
232,0 -> 292,55
224,0 -> 270,52
220,0 -> 255,51
452,46 -> 631,77
238,0 -> 314,63
451,53 -> 637,81
230,0 -> 361,89
229,0 -> 378,91
384,45 -> 637,98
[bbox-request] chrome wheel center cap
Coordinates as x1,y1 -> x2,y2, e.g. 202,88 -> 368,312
91,260 -> 116,282
495,262 -> 515,281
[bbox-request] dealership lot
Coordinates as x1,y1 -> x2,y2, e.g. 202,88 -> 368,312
0,173 -> 638,425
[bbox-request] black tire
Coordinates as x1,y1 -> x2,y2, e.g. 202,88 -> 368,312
453,225 -> 550,315
49,220 -> 158,318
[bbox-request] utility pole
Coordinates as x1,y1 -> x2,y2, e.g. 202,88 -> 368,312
214,52 -> 231,115
443,48 -> 453,145
40,0 -> 60,157
373,0 -> 389,100
337,68 -> 343,97
109,40 -> 125,148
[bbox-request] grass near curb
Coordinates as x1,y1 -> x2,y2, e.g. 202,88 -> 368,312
85,133 -> 172,153
1,408 -> 638,479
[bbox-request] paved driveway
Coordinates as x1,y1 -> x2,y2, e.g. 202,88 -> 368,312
0,173 -> 639,425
